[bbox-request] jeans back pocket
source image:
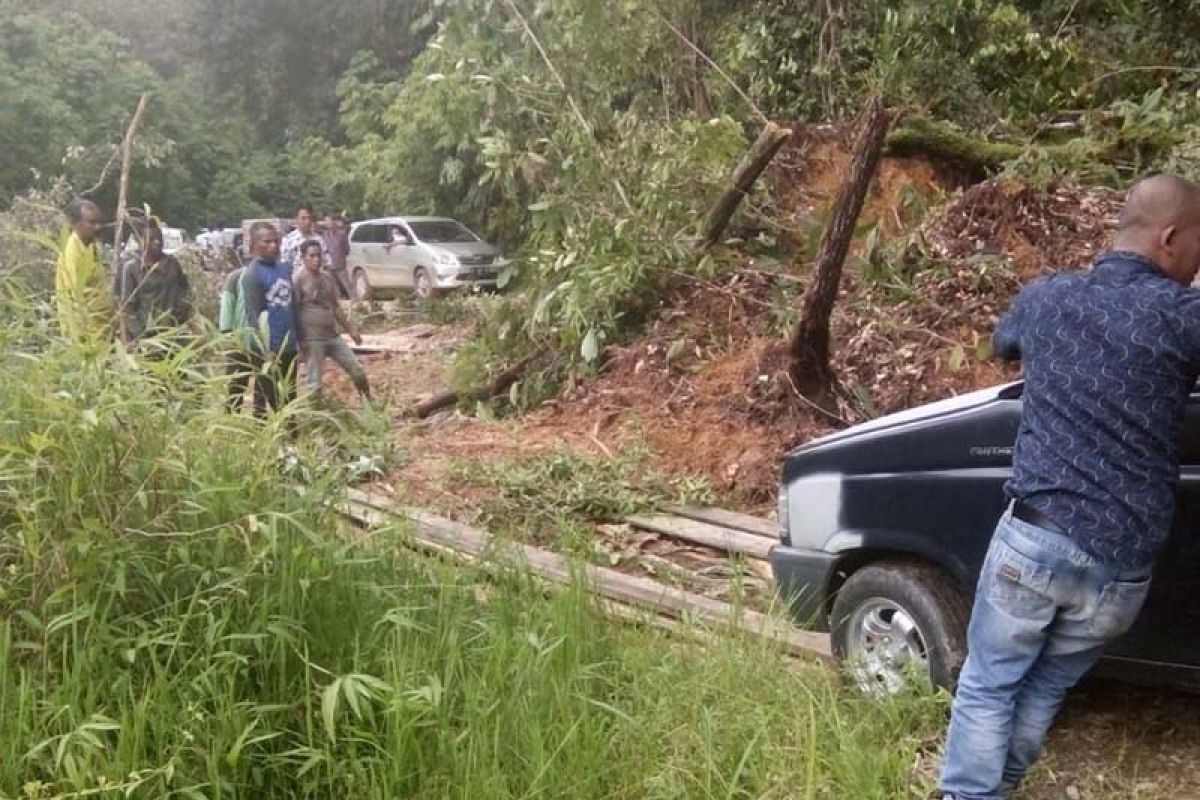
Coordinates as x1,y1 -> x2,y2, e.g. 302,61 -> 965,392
1088,576 -> 1151,640
986,538 -> 1055,617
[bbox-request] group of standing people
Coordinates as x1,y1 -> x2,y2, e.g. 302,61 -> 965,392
55,198 -> 370,415
219,206 -> 369,414
55,198 -> 192,346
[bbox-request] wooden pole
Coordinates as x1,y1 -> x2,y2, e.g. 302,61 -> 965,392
788,96 -> 892,415
698,122 -> 792,251
113,93 -> 149,342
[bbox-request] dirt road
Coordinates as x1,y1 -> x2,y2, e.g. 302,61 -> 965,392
328,317 -> 1200,799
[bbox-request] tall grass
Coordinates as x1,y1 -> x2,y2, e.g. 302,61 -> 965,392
0,282 -> 946,799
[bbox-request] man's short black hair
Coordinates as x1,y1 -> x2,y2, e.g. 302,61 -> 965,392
65,198 -> 100,224
249,221 -> 277,241
296,202 -> 314,216
301,240 -> 322,257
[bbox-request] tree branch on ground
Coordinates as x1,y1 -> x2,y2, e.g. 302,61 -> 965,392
410,350 -> 548,419
698,121 -> 793,250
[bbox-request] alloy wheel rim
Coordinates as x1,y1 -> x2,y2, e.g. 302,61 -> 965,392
844,597 -> 929,696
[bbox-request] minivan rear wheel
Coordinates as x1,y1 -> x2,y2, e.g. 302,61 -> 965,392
830,561 -> 969,695
354,269 -> 373,302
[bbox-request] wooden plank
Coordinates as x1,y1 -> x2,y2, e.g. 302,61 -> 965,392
661,504 -> 779,540
344,489 -> 830,661
626,514 -> 774,561
340,500 -> 709,646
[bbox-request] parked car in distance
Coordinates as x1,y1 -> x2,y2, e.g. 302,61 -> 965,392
121,225 -> 189,256
222,227 -> 243,253
772,381 -> 1200,694
347,216 -> 505,300
160,227 -> 189,255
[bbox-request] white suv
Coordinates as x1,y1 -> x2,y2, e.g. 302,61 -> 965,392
347,216 -> 504,300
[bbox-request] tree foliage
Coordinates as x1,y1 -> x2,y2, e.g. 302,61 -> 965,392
10,0 -> 1200,404
2,0 -> 438,229
0,6 -> 155,204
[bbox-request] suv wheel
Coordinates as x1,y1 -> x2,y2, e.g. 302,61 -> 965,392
354,269 -> 373,302
830,561 -> 969,695
414,268 -> 438,300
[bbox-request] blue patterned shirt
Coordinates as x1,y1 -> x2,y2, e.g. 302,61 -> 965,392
998,251 -> 1200,571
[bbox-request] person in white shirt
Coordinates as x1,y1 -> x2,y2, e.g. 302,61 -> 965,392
280,203 -> 332,276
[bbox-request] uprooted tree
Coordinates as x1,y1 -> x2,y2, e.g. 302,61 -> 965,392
788,96 -> 893,416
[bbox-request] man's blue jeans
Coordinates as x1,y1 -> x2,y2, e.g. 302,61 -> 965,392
939,507 -> 1151,799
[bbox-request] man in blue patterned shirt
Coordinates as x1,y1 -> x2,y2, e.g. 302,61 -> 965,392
940,174 -> 1200,800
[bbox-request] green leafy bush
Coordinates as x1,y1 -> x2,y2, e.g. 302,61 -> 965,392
0,281 -> 949,799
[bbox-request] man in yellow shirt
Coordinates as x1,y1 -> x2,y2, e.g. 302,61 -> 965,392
56,198 -> 113,342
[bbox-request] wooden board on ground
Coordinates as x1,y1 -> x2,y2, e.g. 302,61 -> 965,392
341,501 -> 719,647
343,489 -> 830,661
661,504 -> 779,539
626,514 -> 775,561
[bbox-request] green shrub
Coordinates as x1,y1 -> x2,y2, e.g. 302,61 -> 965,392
0,283 -> 949,799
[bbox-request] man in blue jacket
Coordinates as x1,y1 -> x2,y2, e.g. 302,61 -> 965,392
241,221 -> 297,416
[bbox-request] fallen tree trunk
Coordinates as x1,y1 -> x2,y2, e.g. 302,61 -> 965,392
885,116 -> 1108,179
789,96 -> 892,416
626,514 -> 774,560
885,116 -> 1021,178
698,121 -> 793,250
661,504 -> 779,539
411,350 -> 545,419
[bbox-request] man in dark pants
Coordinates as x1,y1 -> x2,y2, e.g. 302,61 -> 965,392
294,240 -> 369,400
240,222 -> 298,416
323,213 -> 352,299
219,264 -> 252,412
114,220 -> 193,348
940,173 -> 1200,799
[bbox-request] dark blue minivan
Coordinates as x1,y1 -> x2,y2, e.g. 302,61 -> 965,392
772,382 -> 1200,693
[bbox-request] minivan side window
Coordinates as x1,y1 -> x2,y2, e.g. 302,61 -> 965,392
352,224 -> 388,244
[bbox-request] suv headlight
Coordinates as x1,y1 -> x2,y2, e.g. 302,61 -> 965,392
434,252 -> 459,267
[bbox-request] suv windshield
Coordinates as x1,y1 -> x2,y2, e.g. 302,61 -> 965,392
408,221 -> 478,244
